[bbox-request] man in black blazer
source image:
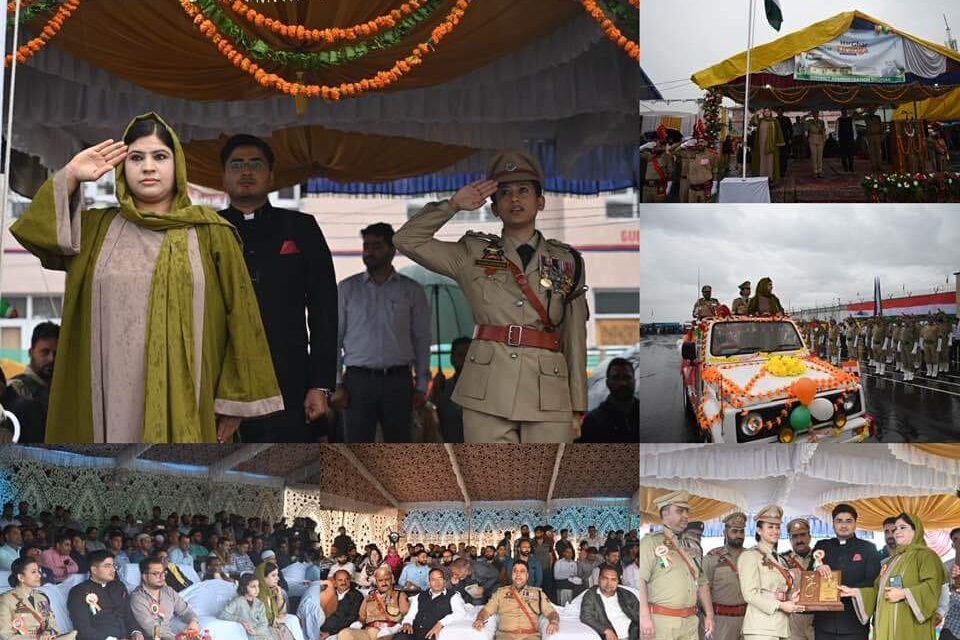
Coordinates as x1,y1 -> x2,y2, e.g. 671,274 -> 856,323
219,134 -> 338,443
67,550 -> 143,640
580,564 -> 639,640
811,503 -> 881,640
319,570 -> 363,639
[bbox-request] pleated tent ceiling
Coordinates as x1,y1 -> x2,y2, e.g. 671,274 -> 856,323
691,10 -> 960,109
893,87 -> 960,121
8,0 -> 642,194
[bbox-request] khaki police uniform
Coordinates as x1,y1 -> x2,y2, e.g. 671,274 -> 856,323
731,282 -> 750,316
738,506 -> 795,640
827,322 -> 840,365
638,491 -> 703,640
0,586 -> 76,640
781,519 -> 814,640
871,321 -> 888,373
482,584 -> 557,640
899,320 -> 918,381
940,318 -> 952,372
693,296 -> 720,320
864,113 -> 884,172
686,148 -> 719,203
642,147 -> 670,203
921,320 -> 940,377
703,512 -> 747,640
806,117 -> 826,177
339,588 -> 408,640
395,151 -> 588,443
843,323 -> 856,361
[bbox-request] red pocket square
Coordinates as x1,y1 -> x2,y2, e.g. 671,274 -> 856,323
280,240 -> 301,255
852,553 -> 862,561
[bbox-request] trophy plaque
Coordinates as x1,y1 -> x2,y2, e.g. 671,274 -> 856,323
798,570 -> 845,611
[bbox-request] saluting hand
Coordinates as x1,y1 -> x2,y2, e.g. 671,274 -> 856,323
65,139 -> 128,188
450,180 -> 498,212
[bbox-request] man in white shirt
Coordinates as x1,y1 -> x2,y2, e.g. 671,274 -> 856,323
584,525 -> 605,551
580,565 -> 639,640
553,545 -> 583,604
622,555 -> 639,589
329,549 -> 357,581
168,532 -> 193,566
395,568 -> 466,639
0,525 -> 22,571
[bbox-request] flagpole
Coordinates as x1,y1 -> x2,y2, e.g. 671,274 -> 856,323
741,0 -> 756,179
0,0 -> 23,301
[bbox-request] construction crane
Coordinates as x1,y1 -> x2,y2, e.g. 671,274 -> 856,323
946,14 -> 958,52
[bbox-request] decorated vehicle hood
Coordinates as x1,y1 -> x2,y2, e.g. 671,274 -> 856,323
702,355 -> 859,408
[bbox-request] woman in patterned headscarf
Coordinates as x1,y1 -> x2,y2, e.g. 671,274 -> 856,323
841,513 -> 946,640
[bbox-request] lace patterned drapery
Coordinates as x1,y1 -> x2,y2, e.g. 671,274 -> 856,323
0,459 -> 283,529
283,487 -> 399,552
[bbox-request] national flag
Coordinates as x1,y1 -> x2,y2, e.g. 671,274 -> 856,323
0,299 -> 17,318
765,0 -> 783,31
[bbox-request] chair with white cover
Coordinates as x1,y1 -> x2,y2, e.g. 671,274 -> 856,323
543,586 -> 639,640
435,603 -> 497,640
280,563 -> 310,600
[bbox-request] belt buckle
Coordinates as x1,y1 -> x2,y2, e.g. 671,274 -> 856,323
507,325 -> 524,347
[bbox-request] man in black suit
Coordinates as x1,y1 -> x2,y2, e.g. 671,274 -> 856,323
580,564 -> 638,640
219,134 -> 338,443
67,550 -> 144,640
811,504 -> 881,640
319,570 -> 363,639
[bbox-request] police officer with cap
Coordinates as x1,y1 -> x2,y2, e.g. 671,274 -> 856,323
731,283 -> 751,316
738,505 -> 804,640
703,512 -> 747,640
395,150 -> 588,443
693,287 -> 720,320
636,491 -> 714,640
781,519 -> 815,640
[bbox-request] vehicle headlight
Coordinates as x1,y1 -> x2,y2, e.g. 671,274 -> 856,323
833,414 -> 847,428
740,413 -> 764,437
843,398 -> 855,411
778,428 -> 796,443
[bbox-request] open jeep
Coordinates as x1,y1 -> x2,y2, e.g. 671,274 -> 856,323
680,316 -> 872,443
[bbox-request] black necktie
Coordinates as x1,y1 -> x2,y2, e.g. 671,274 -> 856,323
517,244 -> 534,269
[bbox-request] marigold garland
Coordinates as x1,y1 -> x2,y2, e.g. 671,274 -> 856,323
578,0 -> 639,61
764,355 -> 807,377
179,0 -> 471,100
226,0 -> 428,45
199,0 -> 442,69
4,0 -> 79,67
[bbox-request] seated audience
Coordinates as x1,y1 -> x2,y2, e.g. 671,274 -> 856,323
67,550 -> 143,640
129,557 -> 199,640
0,557 -> 76,640
395,568 -> 466,640
318,571 -> 363,639
580,564 -> 639,640
220,574 -> 279,640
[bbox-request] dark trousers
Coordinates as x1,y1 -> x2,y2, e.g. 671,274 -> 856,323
944,630 -> 960,640
841,153 -> 854,172
340,367 -> 413,442
393,631 -> 430,640
240,391 -> 312,443
779,151 -> 789,177
815,630 -> 868,640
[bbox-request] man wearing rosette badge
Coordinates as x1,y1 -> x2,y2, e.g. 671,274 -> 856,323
808,504 -> 880,640
67,550 -> 144,640
129,557 -> 200,640
780,519 -> 815,640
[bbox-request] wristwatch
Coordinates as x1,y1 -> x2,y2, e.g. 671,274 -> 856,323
311,388 -> 332,400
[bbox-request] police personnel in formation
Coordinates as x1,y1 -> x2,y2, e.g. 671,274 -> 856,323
780,519 -> 814,640
472,560 -> 560,640
921,316 -> 941,378
693,287 -> 720,320
738,506 -> 805,640
871,319 -> 888,375
900,318 -> 918,381
702,512 -> 747,640
395,151 -> 588,444
827,320 -> 840,366
636,491 -> 714,640
731,282 -> 751,316
940,315 -> 953,376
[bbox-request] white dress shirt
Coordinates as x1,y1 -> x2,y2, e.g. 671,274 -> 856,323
601,591 -> 632,640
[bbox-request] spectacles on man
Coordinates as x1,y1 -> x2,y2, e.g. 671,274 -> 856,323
226,159 -> 267,173
145,571 -> 165,577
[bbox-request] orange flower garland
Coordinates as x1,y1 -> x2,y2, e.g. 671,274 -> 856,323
7,0 -> 38,13
579,0 -> 639,61
4,0 -> 79,67
180,0 -> 471,100
225,0 -> 429,45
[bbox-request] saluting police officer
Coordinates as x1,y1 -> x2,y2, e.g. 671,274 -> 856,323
780,519 -> 815,640
731,282 -> 751,316
703,512 -> 747,640
395,151 -> 587,444
636,491 -> 714,640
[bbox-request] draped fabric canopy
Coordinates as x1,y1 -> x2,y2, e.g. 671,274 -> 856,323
691,11 -> 960,109
637,486 -> 737,526
639,444 -> 960,531
893,87 -> 960,121
9,2 -> 641,194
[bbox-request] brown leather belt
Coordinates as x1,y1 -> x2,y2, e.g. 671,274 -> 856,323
713,603 -> 747,616
650,604 -> 697,618
475,324 -> 561,352
689,182 -> 711,191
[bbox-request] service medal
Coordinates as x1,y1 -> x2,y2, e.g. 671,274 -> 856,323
812,549 -> 825,570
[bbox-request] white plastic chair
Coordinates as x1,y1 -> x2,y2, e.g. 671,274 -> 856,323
1,409 -> 19,442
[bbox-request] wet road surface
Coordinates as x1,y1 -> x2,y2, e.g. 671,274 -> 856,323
636,334 -> 959,442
